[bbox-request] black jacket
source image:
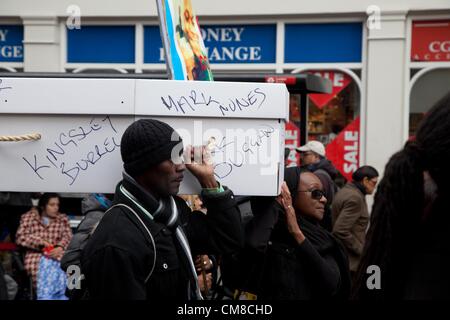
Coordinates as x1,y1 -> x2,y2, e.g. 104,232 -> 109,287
401,198 -> 450,299
61,194 -> 108,272
81,178 -> 243,300
242,198 -> 350,300
355,198 -> 450,300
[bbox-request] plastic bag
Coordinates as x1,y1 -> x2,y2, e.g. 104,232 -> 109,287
37,256 -> 68,300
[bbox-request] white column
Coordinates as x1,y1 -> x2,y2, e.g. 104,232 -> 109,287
364,11 -> 407,177
22,16 -> 61,72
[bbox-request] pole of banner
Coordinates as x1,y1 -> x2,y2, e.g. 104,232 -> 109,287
154,0 -> 215,300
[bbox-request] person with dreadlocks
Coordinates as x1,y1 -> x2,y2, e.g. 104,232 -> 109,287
352,93 -> 450,300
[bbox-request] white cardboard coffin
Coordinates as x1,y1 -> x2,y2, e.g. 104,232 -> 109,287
0,77 -> 288,196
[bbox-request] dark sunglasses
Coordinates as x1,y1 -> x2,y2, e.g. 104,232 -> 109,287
298,189 -> 325,200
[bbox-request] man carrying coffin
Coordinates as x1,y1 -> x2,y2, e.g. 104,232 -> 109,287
81,119 -> 243,300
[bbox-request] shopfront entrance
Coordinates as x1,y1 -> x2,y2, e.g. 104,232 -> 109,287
287,70 -> 361,182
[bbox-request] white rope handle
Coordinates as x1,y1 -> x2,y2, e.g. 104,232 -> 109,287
0,133 -> 42,142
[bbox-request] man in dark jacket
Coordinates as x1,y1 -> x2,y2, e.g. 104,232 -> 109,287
297,141 -> 339,231
81,119 -> 243,300
61,193 -> 112,272
332,166 -> 378,278
61,193 -> 112,299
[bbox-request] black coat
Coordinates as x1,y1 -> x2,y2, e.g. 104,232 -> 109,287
61,194 -> 108,272
401,197 -> 450,299
357,198 -> 450,300
243,198 -> 351,300
81,179 -> 243,300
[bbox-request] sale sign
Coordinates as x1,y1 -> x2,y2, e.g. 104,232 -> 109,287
285,121 -> 301,167
308,71 -> 351,109
411,20 -> 450,62
326,117 -> 360,181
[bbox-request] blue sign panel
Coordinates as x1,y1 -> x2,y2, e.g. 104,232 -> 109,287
67,26 -> 135,63
284,23 -> 363,63
144,26 -> 164,64
0,25 -> 24,62
144,24 -> 276,64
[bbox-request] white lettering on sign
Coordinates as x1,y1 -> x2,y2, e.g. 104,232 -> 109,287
158,45 -> 261,63
232,28 -> 244,42
0,45 -> 23,59
157,27 -> 264,63
207,46 -> 261,62
221,28 -> 232,42
0,29 -> 8,42
429,41 -> 450,53
0,29 -> 23,59
313,71 -> 345,87
413,52 -> 450,61
334,72 -> 344,87
159,47 -> 165,62
250,47 -> 261,60
235,47 -> 249,61
208,47 -> 221,61
285,130 -> 298,140
343,131 -> 358,174
200,27 -> 245,42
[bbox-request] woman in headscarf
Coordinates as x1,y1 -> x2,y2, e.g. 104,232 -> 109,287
244,167 -> 350,300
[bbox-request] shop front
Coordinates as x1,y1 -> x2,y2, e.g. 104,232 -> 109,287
0,17 -> 367,181
409,19 -> 450,137
37,19 -> 367,181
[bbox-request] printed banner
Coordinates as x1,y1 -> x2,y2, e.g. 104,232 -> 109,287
308,71 -> 351,109
325,117 -> 360,181
285,121 -> 301,167
156,0 -> 213,80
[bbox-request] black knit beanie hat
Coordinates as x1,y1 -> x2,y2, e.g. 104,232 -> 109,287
120,119 -> 183,176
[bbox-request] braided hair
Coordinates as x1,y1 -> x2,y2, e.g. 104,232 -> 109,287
352,93 -> 450,299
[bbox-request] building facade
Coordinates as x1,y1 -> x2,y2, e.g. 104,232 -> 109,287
1,0 -> 449,184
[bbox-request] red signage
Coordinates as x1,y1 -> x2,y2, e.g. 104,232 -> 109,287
326,117 -> 360,181
265,76 -> 297,85
411,20 -> 450,62
285,121 -> 301,167
308,71 -> 351,109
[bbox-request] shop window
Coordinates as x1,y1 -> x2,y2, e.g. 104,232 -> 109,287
307,75 -> 359,145
409,68 -> 450,136
67,26 -> 135,63
287,69 -> 361,181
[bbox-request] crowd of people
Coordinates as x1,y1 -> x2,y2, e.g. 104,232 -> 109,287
0,93 -> 449,300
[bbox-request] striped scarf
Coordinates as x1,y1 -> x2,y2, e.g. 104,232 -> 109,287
120,172 -> 202,300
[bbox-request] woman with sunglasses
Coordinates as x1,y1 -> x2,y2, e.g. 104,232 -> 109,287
242,167 -> 351,300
